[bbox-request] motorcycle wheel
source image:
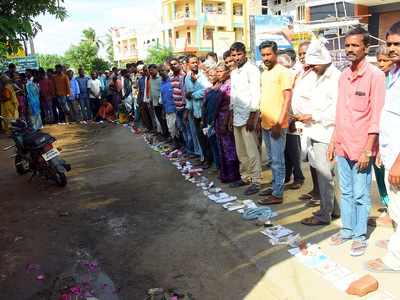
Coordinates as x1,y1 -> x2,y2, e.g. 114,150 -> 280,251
15,155 -> 30,175
54,171 -> 67,187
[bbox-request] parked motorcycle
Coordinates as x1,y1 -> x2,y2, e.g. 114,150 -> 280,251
1,117 -> 71,187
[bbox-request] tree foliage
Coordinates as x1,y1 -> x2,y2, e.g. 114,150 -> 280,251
145,46 -> 173,64
64,28 -> 110,74
65,42 -> 98,73
81,27 -> 103,49
105,29 -> 115,64
37,53 -> 65,70
0,0 -> 67,57
91,57 -> 110,73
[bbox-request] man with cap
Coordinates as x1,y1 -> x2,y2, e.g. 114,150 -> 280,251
294,39 -> 341,226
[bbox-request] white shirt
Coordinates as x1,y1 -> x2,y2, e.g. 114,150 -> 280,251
306,64 -> 341,144
230,61 -> 260,127
380,65 -> 400,170
87,78 -> 101,99
291,68 -> 317,135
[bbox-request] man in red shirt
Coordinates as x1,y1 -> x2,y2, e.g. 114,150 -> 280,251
328,26 -> 386,256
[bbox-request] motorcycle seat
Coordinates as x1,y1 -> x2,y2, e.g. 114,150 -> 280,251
23,131 -> 56,150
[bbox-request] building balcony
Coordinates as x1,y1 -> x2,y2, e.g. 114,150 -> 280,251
204,12 -> 228,27
170,12 -> 198,28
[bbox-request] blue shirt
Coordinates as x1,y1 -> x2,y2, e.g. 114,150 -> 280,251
160,78 -> 175,113
184,71 -> 210,118
76,76 -> 89,97
69,77 -> 80,100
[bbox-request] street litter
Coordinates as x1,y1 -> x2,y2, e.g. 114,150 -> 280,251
242,206 -> 276,221
222,201 -> 246,211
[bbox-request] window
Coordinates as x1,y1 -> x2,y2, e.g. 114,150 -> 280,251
205,3 -> 214,13
262,7 -> 268,15
217,26 -> 225,31
217,3 -> 225,14
185,3 -> 190,17
187,31 -> 191,44
203,28 -> 214,40
233,4 -> 243,16
168,29 -> 172,39
276,10 -> 281,15
286,0 -> 292,2
176,31 -> 179,39
297,5 -> 305,20
274,0 -> 281,5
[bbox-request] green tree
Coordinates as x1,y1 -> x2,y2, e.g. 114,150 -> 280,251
37,53 -> 65,70
0,0 -> 67,58
65,42 -> 98,73
91,57 -> 110,73
105,29 -> 115,64
145,46 -> 173,64
81,27 -> 103,49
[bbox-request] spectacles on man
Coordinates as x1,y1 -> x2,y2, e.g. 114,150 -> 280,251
387,42 -> 400,47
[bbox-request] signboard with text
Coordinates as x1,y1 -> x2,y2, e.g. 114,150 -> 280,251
1,55 -> 39,72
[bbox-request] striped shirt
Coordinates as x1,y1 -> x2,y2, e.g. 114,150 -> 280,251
169,72 -> 186,111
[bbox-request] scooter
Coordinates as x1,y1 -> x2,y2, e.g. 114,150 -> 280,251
1,117 -> 71,187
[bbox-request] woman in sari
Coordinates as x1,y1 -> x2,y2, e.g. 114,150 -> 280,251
215,63 -> 241,183
26,71 -> 43,130
0,75 -> 19,134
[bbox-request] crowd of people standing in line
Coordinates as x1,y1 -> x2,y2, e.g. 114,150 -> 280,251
0,63 -> 135,133
1,21 -> 400,273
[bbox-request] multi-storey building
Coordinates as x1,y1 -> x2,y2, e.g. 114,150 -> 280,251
161,0 -> 258,55
111,27 -> 139,65
264,0 -> 400,40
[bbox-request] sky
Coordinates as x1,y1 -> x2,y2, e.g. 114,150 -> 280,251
34,0 -> 162,56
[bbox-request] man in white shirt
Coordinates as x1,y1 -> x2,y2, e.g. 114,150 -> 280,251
295,39 -> 341,226
229,42 -> 262,196
87,71 -> 102,119
367,21 -> 400,272
291,42 -> 322,206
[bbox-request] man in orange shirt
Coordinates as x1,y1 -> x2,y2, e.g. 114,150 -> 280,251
257,41 -> 293,205
53,64 -> 71,123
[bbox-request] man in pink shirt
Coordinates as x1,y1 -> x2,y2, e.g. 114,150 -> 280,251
328,26 -> 386,256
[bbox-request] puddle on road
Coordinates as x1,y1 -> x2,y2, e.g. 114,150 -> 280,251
27,250 -> 121,300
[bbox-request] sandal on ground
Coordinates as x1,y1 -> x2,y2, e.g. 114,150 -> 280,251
301,216 -> 330,226
330,232 -> 349,246
350,240 -> 368,256
366,258 -> 400,273
259,187 -> 273,196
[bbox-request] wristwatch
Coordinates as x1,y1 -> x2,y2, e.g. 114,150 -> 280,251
364,150 -> 373,158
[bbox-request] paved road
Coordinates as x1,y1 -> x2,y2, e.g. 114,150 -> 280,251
0,123 -> 388,300
0,123 -> 264,300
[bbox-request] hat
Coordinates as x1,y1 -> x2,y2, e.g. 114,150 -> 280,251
305,38 -> 332,65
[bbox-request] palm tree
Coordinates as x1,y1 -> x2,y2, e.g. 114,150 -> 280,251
105,29 -> 115,64
81,27 -> 103,49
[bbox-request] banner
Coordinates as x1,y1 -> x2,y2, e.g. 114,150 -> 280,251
253,15 -> 294,63
1,55 -> 39,72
